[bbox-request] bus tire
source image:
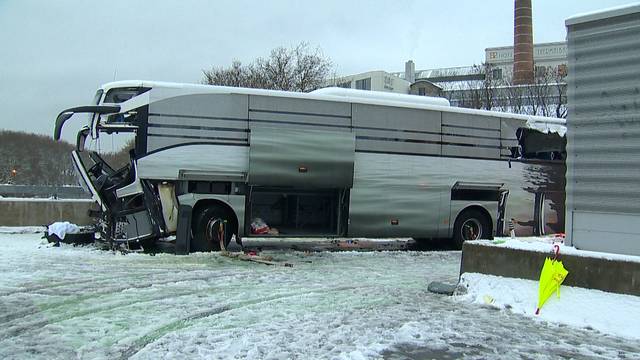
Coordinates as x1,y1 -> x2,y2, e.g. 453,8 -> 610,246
453,208 -> 491,250
191,205 -> 236,252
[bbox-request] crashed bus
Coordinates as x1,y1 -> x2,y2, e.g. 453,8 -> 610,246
54,81 -> 566,252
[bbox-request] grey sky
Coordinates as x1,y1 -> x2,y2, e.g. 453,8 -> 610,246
0,0 -> 633,146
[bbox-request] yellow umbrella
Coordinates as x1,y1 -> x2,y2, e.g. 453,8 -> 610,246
535,245 -> 568,315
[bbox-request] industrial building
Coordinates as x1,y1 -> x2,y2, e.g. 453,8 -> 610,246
330,0 -> 567,116
390,41 -> 567,87
329,40 -> 567,116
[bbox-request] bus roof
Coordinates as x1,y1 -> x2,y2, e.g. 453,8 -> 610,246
100,80 -> 566,135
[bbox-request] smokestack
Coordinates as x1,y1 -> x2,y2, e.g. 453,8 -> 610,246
513,0 -> 534,84
405,60 -> 415,83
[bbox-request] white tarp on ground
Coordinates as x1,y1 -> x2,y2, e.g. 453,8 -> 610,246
0,233 -> 638,359
47,222 -> 80,240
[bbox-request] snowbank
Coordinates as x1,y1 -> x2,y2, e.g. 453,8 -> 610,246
457,272 -> 640,340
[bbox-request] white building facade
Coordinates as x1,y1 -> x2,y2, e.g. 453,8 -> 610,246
329,71 -> 410,94
485,41 -> 567,81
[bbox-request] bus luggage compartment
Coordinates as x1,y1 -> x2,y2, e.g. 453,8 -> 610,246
247,188 -> 343,236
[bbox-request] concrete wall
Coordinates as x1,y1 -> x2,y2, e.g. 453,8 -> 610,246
0,199 -> 95,226
0,185 -> 89,199
461,242 -> 640,296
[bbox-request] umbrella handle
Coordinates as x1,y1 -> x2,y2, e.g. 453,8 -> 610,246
553,244 -> 560,260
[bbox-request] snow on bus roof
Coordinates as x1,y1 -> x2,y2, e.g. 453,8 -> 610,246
101,80 -> 566,135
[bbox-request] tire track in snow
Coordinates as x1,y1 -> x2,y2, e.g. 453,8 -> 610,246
0,258 -> 233,298
0,270 -> 162,298
119,284 -> 373,359
0,270 -> 199,322
0,250 -> 235,298
0,250 -> 297,337
0,270 -> 248,339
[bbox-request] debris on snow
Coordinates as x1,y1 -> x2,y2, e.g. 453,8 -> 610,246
221,251 -> 293,267
427,281 -> 466,296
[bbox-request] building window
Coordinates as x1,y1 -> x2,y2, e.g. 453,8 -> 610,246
418,87 -> 426,96
491,68 -> 503,80
355,78 -> 371,90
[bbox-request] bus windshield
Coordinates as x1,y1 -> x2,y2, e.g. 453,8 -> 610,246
103,87 -> 150,104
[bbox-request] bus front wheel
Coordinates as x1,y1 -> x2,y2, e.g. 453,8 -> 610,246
191,205 -> 236,252
452,208 -> 491,249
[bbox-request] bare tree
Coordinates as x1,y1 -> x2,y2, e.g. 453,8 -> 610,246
521,66 -> 568,118
551,66 -> 568,118
441,62 -> 567,119
477,63 -> 498,111
442,63 -> 499,110
505,82 -> 527,115
203,43 -> 332,92
0,131 -> 76,185
292,43 -> 333,92
204,61 -> 253,88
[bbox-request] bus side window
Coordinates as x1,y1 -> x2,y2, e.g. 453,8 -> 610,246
106,112 -> 138,124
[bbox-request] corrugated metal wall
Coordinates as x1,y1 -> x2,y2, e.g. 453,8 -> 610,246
566,7 -> 640,255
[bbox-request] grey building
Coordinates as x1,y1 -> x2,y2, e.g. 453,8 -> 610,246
565,4 -> 640,256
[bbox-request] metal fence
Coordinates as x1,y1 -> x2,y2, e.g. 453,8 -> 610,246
0,185 -> 90,199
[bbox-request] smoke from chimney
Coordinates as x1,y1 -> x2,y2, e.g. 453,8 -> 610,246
513,0 -> 534,84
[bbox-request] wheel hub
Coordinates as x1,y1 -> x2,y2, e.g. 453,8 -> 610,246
461,218 -> 482,241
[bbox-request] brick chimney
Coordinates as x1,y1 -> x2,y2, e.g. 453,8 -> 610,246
513,0 -> 534,84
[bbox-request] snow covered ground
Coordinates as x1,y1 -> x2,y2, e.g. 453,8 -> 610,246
1,232 -> 639,359
458,273 -> 640,341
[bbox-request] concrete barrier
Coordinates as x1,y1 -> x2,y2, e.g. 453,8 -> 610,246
0,199 -> 95,226
0,185 -> 89,199
460,241 -> 640,296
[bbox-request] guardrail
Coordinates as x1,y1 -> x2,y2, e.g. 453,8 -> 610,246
0,184 -> 90,199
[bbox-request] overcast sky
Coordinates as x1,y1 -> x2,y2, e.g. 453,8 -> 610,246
0,0 -> 634,146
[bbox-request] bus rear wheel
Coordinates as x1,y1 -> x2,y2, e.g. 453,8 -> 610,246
453,208 -> 490,249
191,205 -> 236,252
